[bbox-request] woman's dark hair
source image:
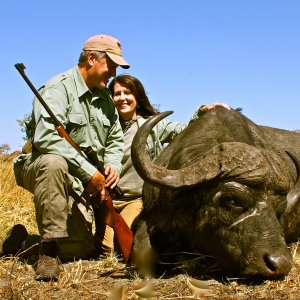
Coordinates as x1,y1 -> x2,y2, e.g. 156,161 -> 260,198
108,75 -> 159,117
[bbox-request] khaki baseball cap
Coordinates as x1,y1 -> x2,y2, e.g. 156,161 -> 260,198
83,34 -> 130,69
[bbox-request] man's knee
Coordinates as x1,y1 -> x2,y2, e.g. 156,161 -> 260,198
38,154 -> 68,175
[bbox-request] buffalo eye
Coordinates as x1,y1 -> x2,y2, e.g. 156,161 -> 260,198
221,197 -> 246,214
212,182 -> 253,214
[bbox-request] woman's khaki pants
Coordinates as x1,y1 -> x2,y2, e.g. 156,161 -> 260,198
101,198 -> 143,253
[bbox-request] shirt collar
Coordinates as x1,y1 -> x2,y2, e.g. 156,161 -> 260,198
73,66 -> 89,97
73,66 -> 107,101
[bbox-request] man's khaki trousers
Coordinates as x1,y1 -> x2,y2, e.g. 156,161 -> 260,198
14,153 -> 96,261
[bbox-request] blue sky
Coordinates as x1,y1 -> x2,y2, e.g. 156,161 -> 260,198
1,0 -> 300,151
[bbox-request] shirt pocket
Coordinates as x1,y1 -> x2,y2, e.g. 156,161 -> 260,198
102,117 -> 111,128
68,113 -> 87,143
94,114 -> 112,144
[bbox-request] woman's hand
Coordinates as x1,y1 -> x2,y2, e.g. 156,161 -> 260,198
201,103 -> 230,111
201,103 -> 231,111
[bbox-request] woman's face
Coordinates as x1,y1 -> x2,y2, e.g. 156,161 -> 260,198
112,82 -> 138,121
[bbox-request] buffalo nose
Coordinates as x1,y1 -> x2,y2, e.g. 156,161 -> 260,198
264,254 -> 292,276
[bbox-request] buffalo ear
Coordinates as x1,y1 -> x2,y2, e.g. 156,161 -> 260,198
280,152 -> 300,243
285,187 -> 300,215
284,151 -> 300,214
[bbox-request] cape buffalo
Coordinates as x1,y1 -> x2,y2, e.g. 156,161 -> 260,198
131,107 -> 300,280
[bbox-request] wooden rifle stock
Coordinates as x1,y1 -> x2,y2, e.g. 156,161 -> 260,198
15,63 -> 133,261
83,146 -> 133,261
102,189 -> 133,261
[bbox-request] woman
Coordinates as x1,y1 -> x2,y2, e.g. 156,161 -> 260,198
100,74 -> 229,255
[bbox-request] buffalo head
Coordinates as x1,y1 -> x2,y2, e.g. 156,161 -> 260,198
131,109 -> 300,280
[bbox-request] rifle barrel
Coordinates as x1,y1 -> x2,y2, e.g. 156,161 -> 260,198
15,63 -> 63,127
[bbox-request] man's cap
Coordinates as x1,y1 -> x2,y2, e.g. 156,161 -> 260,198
83,34 -> 130,69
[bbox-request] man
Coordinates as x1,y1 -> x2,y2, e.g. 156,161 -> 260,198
10,34 -> 129,281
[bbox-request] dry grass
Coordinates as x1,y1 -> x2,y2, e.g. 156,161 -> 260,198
0,153 -> 38,234
1,153 -> 300,299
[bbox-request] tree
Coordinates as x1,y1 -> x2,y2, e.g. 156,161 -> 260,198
16,113 -> 32,141
0,143 -> 11,155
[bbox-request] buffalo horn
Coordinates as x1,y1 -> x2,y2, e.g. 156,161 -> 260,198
131,112 -> 269,189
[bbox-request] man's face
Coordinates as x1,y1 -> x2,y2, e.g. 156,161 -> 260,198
89,54 -> 118,90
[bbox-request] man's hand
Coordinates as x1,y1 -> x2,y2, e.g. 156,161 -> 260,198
104,165 -> 120,189
86,170 -> 106,200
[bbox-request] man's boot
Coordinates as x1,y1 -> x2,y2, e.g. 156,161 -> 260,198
35,241 -> 62,281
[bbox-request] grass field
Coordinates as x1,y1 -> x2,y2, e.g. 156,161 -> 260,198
1,153 -> 300,299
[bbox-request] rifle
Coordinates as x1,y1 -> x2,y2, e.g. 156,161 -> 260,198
15,63 -> 133,261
